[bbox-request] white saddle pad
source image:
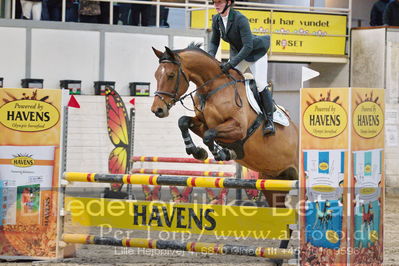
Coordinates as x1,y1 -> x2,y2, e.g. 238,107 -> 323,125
244,80 -> 290,127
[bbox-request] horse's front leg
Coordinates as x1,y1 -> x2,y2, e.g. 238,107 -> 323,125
178,116 -> 208,160
203,118 -> 244,161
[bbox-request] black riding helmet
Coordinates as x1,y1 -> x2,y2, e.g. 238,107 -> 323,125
211,0 -> 234,14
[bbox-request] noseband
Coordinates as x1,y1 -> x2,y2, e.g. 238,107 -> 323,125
155,59 -> 190,110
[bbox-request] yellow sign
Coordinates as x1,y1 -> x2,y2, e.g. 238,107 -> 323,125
311,185 -> 336,193
359,187 -> 377,195
0,99 -> 60,132
303,101 -> 347,138
326,230 -> 339,244
191,10 -> 347,55
11,156 -> 34,167
65,197 -> 297,240
364,164 -> 372,174
369,230 -> 378,243
319,162 -> 329,171
352,101 -> 384,139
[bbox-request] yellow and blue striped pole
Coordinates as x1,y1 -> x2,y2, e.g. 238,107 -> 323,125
63,172 -> 298,191
62,234 -> 295,260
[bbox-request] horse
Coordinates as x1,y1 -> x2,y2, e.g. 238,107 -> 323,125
362,203 -> 374,228
313,201 -> 333,230
150,43 -> 299,208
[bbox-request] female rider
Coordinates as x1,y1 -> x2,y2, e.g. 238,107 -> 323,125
208,0 -> 275,135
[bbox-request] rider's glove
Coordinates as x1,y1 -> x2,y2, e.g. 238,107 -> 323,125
220,62 -> 233,74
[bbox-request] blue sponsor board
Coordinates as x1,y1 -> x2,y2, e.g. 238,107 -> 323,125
305,200 -> 343,249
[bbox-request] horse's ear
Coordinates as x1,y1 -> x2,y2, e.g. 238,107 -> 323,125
165,46 -> 176,60
152,47 -> 163,59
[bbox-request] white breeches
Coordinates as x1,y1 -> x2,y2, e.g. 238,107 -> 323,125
234,53 -> 268,92
20,0 -> 42,20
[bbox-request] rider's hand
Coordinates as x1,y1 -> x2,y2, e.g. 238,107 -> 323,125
220,62 -> 233,74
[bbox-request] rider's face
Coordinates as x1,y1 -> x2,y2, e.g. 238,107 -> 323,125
213,0 -> 229,14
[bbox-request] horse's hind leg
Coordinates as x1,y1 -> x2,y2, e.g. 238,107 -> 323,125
264,190 -> 293,265
178,116 -> 208,160
263,191 -> 288,208
260,168 -> 297,207
260,170 -> 296,263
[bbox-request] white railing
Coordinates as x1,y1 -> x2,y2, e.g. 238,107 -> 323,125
7,0 -> 351,31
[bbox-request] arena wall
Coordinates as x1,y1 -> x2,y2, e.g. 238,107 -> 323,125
0,19 -> 206,96
351,27 -> 399,193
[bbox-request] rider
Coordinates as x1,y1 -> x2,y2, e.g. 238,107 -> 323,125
208,0 -> 275,135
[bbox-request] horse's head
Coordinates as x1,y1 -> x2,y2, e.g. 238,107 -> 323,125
151,46 -> 190,118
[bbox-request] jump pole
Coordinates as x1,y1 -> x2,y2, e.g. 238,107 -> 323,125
62,234 -> 295,260
131,168 -> 235,177
63,172 -> 298,191
132,156 -> 235,165
132,155 -> 240,200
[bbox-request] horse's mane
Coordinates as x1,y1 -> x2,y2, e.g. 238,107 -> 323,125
164,42 -> 244,79
174,42 -> 246,80
174,42 -> 220,64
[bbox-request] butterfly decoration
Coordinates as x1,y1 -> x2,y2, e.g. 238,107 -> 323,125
142,185 -> 162,201
170,186 -> 193,203
241,166 -> 262,201
205,188 -> 229,205
105,87 -> 131,192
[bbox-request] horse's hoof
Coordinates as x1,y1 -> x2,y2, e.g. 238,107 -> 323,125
193,147 -> 208,160
185,146 -> 196,156
214,153 -> 225,161
215,148 -> 233,161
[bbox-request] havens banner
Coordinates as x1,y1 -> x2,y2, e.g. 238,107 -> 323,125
0,88 -> 65,259
350,88 -> 384,265
299,87 -> 349,264
299,87 -> 385,265
66,197 -> 297,240
191,10 -> 347,55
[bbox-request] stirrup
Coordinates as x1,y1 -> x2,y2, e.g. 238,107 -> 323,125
263,120 -> 275,136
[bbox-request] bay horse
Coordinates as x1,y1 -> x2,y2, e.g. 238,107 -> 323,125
151,44 -> 299,208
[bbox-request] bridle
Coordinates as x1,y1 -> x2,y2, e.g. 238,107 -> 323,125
154,59 -> 190,110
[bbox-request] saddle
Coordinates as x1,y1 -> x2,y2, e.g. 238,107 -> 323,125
216,79 -> 290,159
245,79 -> 290,127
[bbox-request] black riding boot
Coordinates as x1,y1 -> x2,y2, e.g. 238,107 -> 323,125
259,88 -> 275,136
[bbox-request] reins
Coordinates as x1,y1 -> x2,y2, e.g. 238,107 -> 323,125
196,73 -> 244,111
179,70 -> 245,112
179,72 -> 231,112
155,58 -> 244,112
